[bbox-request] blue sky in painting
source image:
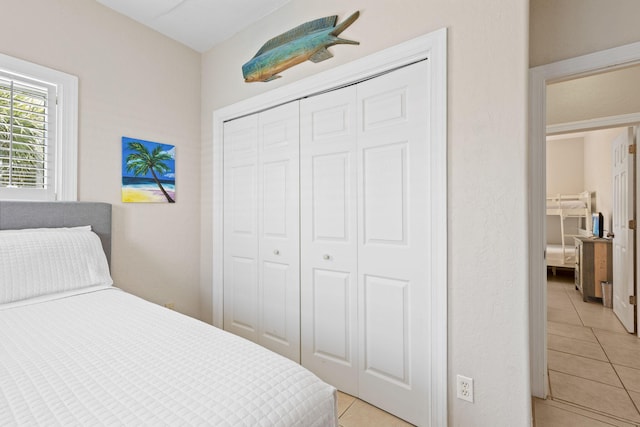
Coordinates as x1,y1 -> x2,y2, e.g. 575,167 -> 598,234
122,136 -> 175,182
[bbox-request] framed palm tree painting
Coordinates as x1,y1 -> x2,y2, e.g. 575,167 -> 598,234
122,137 -> 175,203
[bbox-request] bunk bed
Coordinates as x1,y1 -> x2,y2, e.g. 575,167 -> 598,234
546,191 -> 592,271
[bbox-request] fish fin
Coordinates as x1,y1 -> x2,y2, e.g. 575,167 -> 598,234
331,37 -> 360,46
263,74 -> 282,82
309,48 -> 334,63
253,16 -> 337,58
331,11 -> 360,37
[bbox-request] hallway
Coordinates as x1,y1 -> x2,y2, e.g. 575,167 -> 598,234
534,272 -> 640,426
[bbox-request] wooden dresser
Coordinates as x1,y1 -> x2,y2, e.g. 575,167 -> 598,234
574,236 -> 612,302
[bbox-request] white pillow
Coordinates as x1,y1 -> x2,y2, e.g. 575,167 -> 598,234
0,227 -> 113,304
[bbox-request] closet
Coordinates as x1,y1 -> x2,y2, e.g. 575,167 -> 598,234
223,60 -> 429,425
223,101 -> 300,362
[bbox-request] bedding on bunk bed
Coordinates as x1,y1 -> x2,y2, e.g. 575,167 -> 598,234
0,226 -> 338,427
546,244 -> 576,266
546,191 -> 592,269
546,199 -> 587,210
546,191 -> 591,214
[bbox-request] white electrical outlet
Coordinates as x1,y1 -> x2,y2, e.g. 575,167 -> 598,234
456,375 -> 474,403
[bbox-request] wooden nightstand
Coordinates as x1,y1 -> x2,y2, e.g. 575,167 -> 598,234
574,236 -> 612,302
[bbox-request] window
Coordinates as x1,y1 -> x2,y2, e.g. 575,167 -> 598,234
0,74 -> 55,196
0,53 -> 78,201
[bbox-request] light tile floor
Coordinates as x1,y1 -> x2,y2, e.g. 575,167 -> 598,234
534,271 -> 640,426
337,391 -> 414,426
336,271 -> 640,426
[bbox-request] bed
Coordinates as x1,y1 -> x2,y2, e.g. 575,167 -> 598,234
0,201 -> 337,426
546,191 -> 592,271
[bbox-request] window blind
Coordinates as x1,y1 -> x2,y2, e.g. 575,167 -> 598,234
0,73 -> 56,193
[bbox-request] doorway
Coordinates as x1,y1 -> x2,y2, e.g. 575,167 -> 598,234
530,41 -> 640,400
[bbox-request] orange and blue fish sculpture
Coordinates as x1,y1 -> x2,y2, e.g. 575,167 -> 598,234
242,11 -> 360,83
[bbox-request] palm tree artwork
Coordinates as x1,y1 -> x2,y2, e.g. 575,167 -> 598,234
122,137 -> 175,203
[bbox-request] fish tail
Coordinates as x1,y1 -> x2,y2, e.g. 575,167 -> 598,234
331,11 -> 360,37
332,37 -> 360,46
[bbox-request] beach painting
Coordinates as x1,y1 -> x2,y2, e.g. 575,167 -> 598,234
122,137 -> 175,203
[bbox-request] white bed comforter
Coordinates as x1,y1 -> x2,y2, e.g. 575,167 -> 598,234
546,200 -> 586,210
0,287 -> 337,427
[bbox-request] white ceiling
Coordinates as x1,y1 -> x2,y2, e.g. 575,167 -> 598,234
96,0 -> 292,53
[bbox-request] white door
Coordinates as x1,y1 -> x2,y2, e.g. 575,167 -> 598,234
356,60 -> 430,426
257,102 -> 300,362
300,86 -> 359,395
301,61 -> 430,424
612,127 -> 635,333
223,114 -> 259,342
224,102 -> 301,361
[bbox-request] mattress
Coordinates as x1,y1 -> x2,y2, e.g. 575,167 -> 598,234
546,200 -> 586,210
0,287 -> 337,427
547,244 -> 576,267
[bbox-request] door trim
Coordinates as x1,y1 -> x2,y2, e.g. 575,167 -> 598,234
213,28 -> 447,426
529,40 -> 640,398
547,112 -> 640,135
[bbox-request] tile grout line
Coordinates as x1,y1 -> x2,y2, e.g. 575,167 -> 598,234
565,281 -> 589,328
547,330 -> 599,344
585,300 -> 640,418
548,367 -> 623,390
547,346 -> 609,364
564,279 -> 640,421
547,276 -> 640,426
610,364 -> 640,420
338,397 -> 357,419
543,396 -> 640,426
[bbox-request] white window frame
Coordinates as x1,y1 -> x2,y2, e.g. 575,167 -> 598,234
0,53 -> 78,201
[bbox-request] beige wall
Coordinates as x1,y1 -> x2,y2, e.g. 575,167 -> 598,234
1,0 -> 533,424
546,136 -> 585,244
532,0 -> 640,143
584,128 -> 619,232
201,0 -> 531,425
0,0 -> 202,318
547,65 -> 640,125
545,131 -> 618,243
546,137 -> 585,195
530,0 -> 640,67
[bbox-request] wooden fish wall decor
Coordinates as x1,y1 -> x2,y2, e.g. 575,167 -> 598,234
242,11 -> 360,83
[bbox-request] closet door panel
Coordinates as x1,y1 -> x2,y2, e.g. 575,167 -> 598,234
310,101 -> 352,140
228,256 -> 258,332
223,114 -> 259,342
257,102 -> 300,362
357,60 -> 430,426
363,142 -> 408,244
301,86 -> 358,395
262,160 -> 288,236
363,275 -> 409,384
361,86 -> 408,131
312,153 -> 351,241
230,165 -> 256,234
311,268 -> 352,363
261,260 -> 289,343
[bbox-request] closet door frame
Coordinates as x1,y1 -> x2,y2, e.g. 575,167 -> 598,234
213,28 -> 448,427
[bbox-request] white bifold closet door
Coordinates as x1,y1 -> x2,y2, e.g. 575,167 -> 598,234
223,101 -> 300,363
300,85 -> 359,395
301,60 -> 430,425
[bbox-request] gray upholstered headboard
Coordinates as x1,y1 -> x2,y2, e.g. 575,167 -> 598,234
0,202 -> 112,265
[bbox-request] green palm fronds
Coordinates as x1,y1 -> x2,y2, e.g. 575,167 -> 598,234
125,141 -> 175,203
